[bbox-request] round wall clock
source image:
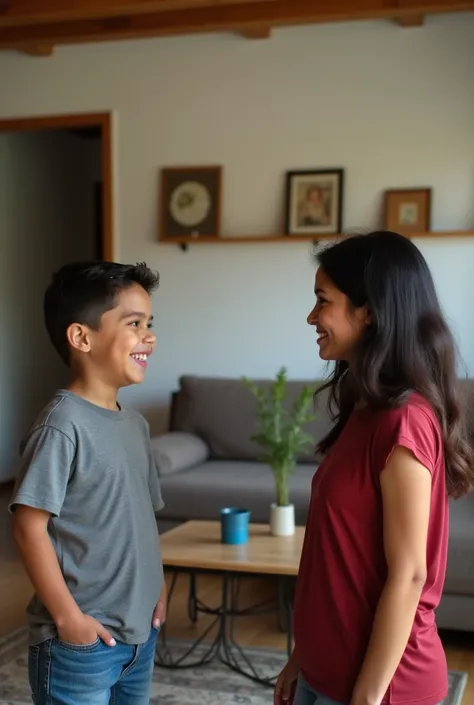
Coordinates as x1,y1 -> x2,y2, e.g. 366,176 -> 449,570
160,165 -> 222,240
169,181 -> 212,228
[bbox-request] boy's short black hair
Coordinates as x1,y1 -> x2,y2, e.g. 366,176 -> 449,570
44,261 -> 160,365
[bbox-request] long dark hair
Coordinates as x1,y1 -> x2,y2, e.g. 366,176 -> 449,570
315,231 -> 474,499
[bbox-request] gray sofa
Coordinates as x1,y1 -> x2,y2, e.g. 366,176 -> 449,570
151,375 -> 474,632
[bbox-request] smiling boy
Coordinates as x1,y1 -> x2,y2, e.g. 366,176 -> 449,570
9,261 -> 165,705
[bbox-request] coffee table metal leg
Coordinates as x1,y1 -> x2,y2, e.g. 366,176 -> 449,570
220,573 -> 275,686
155,569 -> 221,668
188,572 -> 198,623
218,573 -> 294,687
155,568 -> 294,686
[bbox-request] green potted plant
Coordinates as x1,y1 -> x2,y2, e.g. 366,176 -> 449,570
243,367 -> 316,536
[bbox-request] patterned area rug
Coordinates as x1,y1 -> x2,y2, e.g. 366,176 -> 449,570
0,628 -> 468,705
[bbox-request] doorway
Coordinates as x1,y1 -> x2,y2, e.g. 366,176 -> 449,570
0,112 -> 113,260
0,112 -> 114,484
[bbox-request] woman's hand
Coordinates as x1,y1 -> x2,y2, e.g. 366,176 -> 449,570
274,652 -> 300,705
349,688 -> 381,705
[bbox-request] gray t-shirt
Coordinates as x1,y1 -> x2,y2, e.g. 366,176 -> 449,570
9,390 -> 164,647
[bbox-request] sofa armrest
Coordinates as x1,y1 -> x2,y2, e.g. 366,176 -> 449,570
150,432 -> 209,477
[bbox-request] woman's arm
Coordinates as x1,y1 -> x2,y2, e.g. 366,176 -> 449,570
350,445 -> 432,705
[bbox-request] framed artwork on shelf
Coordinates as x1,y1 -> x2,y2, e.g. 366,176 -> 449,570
384,188 -> 431,234
159,165 -> 222,240
285,168 -> 344,236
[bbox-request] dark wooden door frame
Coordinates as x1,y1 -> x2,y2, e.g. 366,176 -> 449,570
0,111 -> 114,261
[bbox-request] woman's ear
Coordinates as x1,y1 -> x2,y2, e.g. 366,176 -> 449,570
365,305 -> 372,326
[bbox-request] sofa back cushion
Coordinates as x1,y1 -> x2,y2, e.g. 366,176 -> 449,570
170,375 -> 474,463
458,378 -> 474,445
170,375 -> 333,463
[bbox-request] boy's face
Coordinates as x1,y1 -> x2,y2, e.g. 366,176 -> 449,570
79,284 -> 156,388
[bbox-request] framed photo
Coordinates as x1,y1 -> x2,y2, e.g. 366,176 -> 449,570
384,188 -> 431,234
159,165 -> 222,240
285,169 -> 344,236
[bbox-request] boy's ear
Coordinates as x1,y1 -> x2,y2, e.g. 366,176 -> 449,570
66,323 -> 92,354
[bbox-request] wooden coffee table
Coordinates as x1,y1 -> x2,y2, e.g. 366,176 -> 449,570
155,520 -> 305,687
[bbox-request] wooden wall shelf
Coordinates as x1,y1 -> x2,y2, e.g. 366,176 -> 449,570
2,0 -> 474,55
159,230 -> 474,250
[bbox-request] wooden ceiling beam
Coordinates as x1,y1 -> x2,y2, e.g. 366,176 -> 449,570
240,25 -> 271,38
395,14 -> 424,26
0,0 -> 473,49
20,41 -> 54,55
0,0 -> 274,27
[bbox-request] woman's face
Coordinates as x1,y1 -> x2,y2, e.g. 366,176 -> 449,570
307,267 -> 369,361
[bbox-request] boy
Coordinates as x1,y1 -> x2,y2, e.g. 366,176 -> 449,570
9,261 -> 166,705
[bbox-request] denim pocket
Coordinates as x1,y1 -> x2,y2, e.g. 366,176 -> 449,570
28,645 -> 40,703
55,637 -> 101,652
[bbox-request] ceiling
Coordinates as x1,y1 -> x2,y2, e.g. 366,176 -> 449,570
0,0 -> 473,56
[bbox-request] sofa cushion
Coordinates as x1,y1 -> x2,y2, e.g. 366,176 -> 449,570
443,492 -> 474,596
159,460 -> 315,525
171,376 -> 333,463
150,432 -> 209,477
457,378 -> 474,446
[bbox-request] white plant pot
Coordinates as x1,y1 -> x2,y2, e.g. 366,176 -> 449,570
270,503 -> 295,537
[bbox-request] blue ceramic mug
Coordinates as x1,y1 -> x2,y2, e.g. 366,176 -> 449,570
220,507 -> 251,545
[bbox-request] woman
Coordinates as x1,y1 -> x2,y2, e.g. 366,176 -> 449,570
275,231 -> 474,705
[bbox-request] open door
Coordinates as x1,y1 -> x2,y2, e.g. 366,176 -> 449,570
0,112 -> 114,261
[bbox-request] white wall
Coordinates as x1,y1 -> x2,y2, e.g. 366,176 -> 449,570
0,131 -> 100,481
0,13 -> 473,434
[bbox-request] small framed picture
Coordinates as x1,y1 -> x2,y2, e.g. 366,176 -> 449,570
384,188 -> 431,234
159,165 -> 222,240
285,169 -> 344,236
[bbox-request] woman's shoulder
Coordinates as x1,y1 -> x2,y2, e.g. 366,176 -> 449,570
354,391 -> 438,430
368,394 -> 442,453
375,391 -> 440,430
369,392 -> 443,472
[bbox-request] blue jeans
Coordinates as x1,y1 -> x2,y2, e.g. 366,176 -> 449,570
294,675 -> 344,705
28,627 -> 159,705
